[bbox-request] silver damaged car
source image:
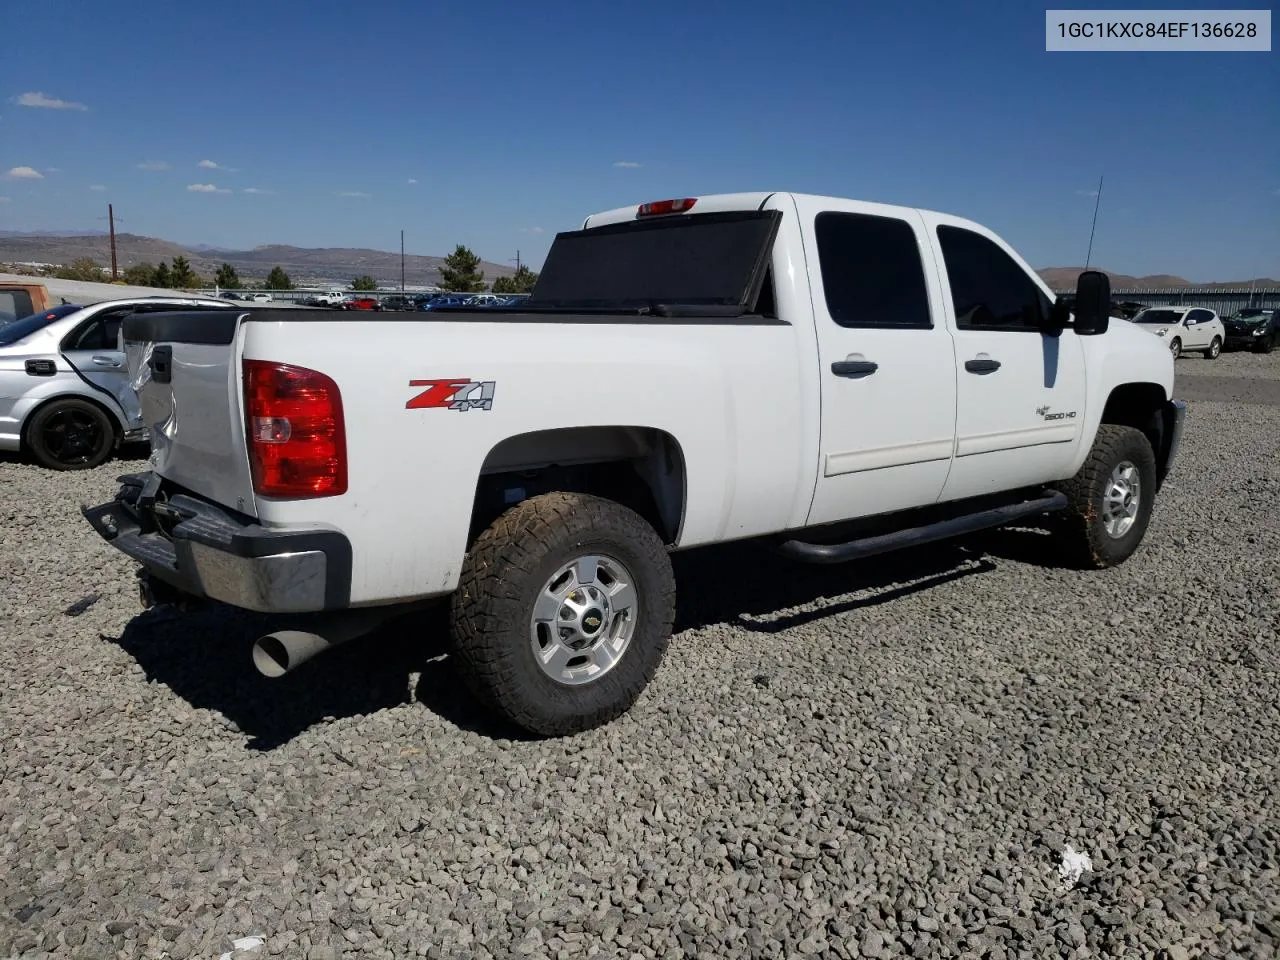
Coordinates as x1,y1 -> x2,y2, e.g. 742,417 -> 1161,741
0,296 -> 236,469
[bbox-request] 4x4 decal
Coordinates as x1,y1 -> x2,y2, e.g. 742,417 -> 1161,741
407,378 -> 496,412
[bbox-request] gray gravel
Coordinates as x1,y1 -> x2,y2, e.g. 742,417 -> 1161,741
2,364 -> 1279,959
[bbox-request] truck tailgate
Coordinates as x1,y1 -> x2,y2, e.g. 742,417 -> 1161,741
124,310 -> 259,517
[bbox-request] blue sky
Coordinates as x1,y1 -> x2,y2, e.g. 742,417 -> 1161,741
2,0 -> 1276,279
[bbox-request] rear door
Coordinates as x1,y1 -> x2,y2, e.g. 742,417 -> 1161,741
1184,308 -> 1214,348
795,198 -> 959,526
59,307 -> 142,430
922,216 -> 1087,503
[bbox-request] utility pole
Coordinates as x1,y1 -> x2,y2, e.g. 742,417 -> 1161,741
510,250 -> 521,273
108,203 -> 119,280
400,230 -> 405,292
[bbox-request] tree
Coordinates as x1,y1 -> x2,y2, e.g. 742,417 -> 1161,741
265,266 -> 294,290
152,260 -> 172,289
437,244 -> 486,292
493,264 -> 539,294
170,255 -> 198,288
123,263 -> 156,285
215,263 -> 241,289
348,274 -> 378,292
53,257 -> 106,282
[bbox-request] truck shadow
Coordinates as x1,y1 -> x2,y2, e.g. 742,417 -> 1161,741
104,527 -> 1060,749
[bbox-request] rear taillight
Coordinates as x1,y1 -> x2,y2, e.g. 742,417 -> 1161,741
243,359 -> 347,498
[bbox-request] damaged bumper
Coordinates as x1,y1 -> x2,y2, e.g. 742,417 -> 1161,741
82,472 -> 351,613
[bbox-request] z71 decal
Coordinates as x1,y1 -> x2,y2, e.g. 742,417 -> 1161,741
407,378 -> 496,412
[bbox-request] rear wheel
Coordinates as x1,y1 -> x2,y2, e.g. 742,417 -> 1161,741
1055,424 -> 1157,569
1255,332 -> 1276,354
450,491 -> 676,736
1168,337 -> 1182,359
1203,336 -> 1221,359
25,398 -> 115,471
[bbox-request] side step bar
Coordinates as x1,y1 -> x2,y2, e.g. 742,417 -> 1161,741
777,490 -> 1068,565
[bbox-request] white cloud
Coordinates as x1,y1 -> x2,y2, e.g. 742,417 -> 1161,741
187,183 -> 231,194
243,187 -> 274,195
407,178 -> 418,185
1076,188 -> 1099,198
613,160 -> 642,169
5,166 -> 43,179
89,184 -> 106,192
336,191 -> 369,198
14,91 -> 88,111
138,161 -> 169,171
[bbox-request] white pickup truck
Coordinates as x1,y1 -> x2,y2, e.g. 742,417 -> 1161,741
83,192 -> 1186,735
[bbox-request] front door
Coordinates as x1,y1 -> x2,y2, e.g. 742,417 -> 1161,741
59,308 -> 142,431
922,216 -> 1088,503
797,199 -> 959,527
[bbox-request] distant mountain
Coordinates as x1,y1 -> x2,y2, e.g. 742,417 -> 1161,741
0,232 -> 516,286
1038,267 -> 1279,290
0,229 -> 109,238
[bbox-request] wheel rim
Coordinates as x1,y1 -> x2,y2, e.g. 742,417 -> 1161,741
1101,461 -> 1141,539
1169,339 -> 1181,358
40,409 -> 104,465
530,554 -> 638,686
1210,338 -> 1220,358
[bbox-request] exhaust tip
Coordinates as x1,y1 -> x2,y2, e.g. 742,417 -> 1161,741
252,634 -> 292,678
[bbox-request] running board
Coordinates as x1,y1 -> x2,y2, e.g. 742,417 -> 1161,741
777,490 -> 1068,565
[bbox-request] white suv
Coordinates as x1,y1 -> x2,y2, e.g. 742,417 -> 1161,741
1131,306 -> 1224,360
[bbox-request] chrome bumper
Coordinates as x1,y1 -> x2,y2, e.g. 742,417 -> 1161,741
82,473 -> 351,613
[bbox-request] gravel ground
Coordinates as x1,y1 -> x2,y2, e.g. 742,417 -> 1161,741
2,361 -> 1278,960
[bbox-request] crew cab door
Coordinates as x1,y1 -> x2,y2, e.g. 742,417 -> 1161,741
59,307 -> 142,430
796,199 -> 959,526
922,215 -> 1087,502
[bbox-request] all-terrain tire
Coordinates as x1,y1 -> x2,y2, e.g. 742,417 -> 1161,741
25,398 -> 115,471
1055,424 -> 1158,569
449,491 -> 676,736
1203,336 -> 1221,359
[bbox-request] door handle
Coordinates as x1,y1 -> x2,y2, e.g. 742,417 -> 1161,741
91,355 -> 123,368
831,360 -> 879,378
964,358 -> 1001,374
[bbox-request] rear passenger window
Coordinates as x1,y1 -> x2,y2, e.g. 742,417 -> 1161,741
937,225 -> 1051,332
814,212 -> 932,329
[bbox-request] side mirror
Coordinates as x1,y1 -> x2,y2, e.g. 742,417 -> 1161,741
1072,270 -> 1110,336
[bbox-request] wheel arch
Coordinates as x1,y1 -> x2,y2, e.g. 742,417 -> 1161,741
1099,381 -> 1177,489
469,425 -> 688,545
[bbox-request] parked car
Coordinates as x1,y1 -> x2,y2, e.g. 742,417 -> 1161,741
1130,306 -> 1224,359
85,191 -> 1185,737
248,293 -> 272,302
1222,308 -> 1277,354
0,281 -> 54,326
1,295 -> 237,469
379,294 -> 417,312
341,296 -> 382,311
420,294 -> 473,311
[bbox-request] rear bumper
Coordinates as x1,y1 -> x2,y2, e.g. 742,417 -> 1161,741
82,473 -> 351,613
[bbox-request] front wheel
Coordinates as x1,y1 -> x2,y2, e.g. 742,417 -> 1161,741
1168,337 -> 1182,359
1255,333 -> 1276,354
25,398 -> 115,470
1055,424 -> 1158,569
1203,336 -> 1221,359
450,491 -> 676,736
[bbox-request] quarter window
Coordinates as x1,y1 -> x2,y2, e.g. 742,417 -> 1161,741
814,212 -> 932,329
936,226 -> 1051,332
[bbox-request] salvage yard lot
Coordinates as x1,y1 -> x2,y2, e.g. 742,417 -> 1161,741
2,354 -> 1277,960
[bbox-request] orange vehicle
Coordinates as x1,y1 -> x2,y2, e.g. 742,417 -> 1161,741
0,281 -> 52,325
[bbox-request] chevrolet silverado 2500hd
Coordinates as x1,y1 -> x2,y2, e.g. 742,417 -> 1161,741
83,192 -> 1186,735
